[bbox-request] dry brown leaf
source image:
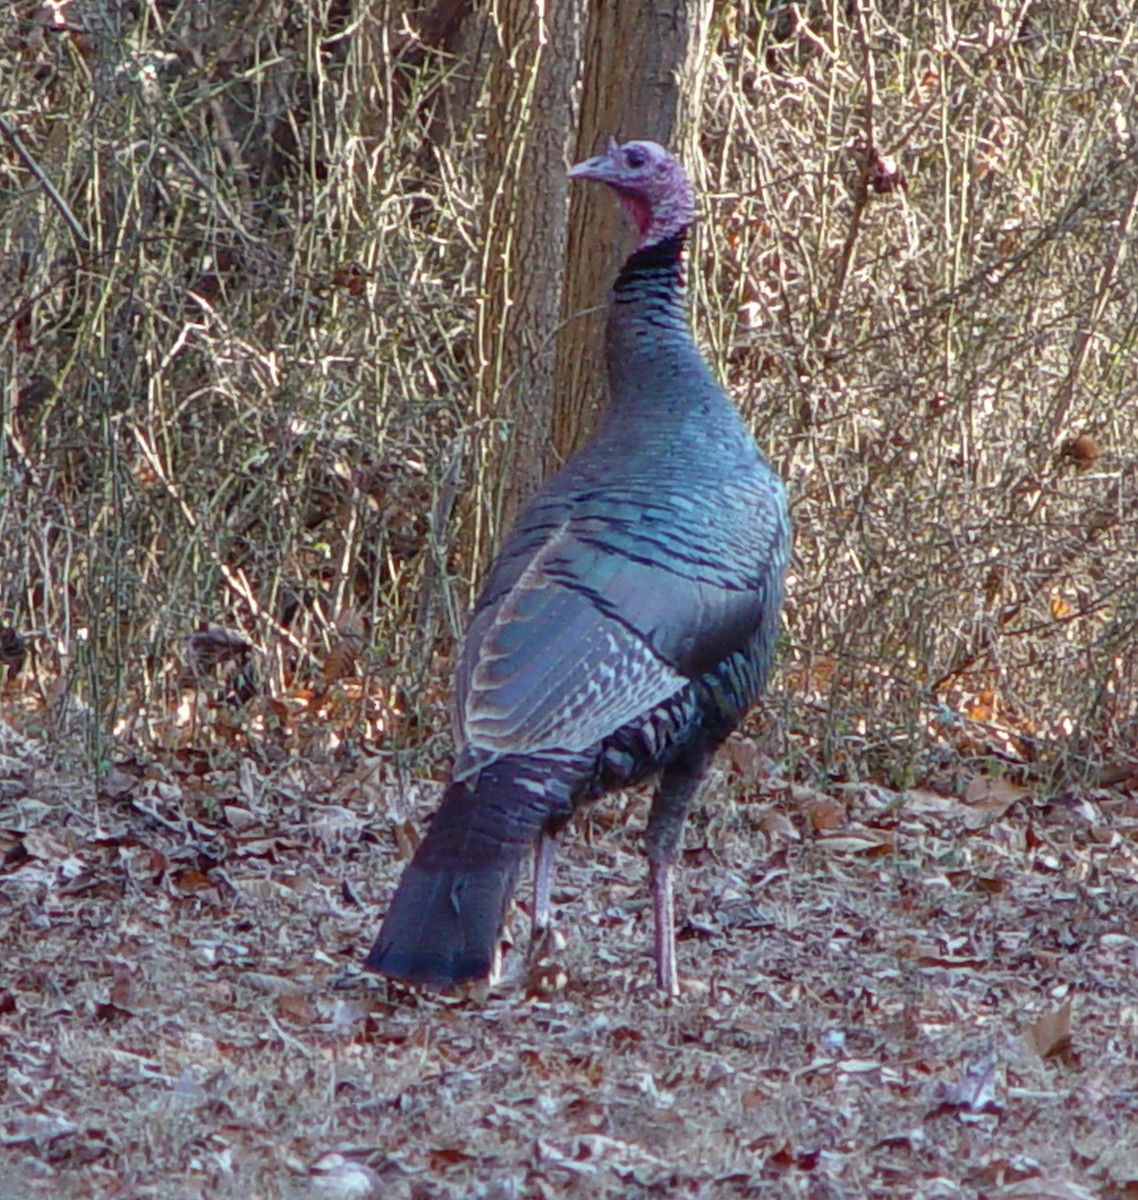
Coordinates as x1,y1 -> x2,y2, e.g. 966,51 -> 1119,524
20,829 -> 73,862
109,968 -> 134,1009
101,767 -> 137,800
309,1152 -> 381,1200
327,606 -> 366,674
998,1179 -> 1097,1199
902,789 -> 962,815
722,735 -> 765,778
1024,1001 -> 1073,1060
394,818 -> 420,859
276,992 -> 317,1026
817,827 -> 896,854
170,867 -> 213,894
965,774 -> 1030,809
932,1050 -> 1001,1114
805,797 -> 846,832
1089,1143 -> 1138,1189
916,949 -> 988,970
223,804 -> 258,831
789,782 -> 831,806
759,809 -> 799,841
1095,761 -> 1138,789
239,972 -> 305,996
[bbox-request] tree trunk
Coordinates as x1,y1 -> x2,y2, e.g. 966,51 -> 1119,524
470,0 -> 586,565
552,0 -> 714,467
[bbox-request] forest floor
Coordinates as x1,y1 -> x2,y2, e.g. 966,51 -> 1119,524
3,711 -> 1138,1200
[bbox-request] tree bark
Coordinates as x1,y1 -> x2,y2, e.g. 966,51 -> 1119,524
552,0 -> 714,466
471,0 -> 586,563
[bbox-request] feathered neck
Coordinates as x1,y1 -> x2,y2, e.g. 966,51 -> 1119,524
603,227 -> 697,408
612,229 -> 688,297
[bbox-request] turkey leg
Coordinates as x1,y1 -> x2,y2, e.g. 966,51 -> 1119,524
531,828 -> 561,935
646,739 -> 714,996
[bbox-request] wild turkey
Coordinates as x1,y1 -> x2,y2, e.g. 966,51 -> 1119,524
366,138 -> 790,995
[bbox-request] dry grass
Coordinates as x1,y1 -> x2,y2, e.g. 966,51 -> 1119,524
3,2 -> 1138,1196
3,2 -> 1135,786
2,0 -> 481,766
692,4 -> 1138,782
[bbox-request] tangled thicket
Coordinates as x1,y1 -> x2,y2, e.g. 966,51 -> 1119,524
1,1 -> 1135,784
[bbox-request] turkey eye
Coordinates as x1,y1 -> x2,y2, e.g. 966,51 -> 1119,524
625,147 -> 647,169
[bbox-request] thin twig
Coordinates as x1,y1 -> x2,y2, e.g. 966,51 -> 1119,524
817,2 -> 875,348
1048,147 -> 1138,442
0,113 -> 90,248
160,139 -> 265,247
127,423 -> 310,659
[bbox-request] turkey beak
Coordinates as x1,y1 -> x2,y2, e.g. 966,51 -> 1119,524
569,136 -> 622,181
568,155 -> 603,180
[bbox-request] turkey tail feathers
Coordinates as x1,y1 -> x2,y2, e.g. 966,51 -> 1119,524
364,856 -> 520,987
366,760 -> 576,988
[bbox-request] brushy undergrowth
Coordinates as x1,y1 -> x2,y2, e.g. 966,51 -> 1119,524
1,0 -> 1135,788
